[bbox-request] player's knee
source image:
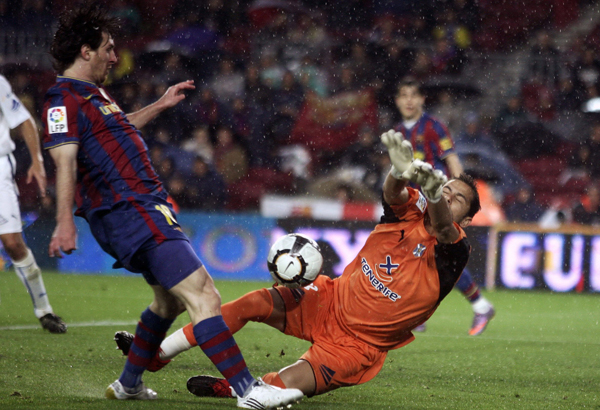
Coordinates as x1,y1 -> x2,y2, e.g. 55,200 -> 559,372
1,235 -> 27,260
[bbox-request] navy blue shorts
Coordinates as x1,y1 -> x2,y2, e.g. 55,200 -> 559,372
86,197 -> 203,289
130,239 -> 203,289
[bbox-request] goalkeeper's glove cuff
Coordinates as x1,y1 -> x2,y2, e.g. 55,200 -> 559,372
390,165 -> 406,180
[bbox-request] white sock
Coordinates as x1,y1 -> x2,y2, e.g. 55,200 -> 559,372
159,327 -> 193,360
471,296 -> 493,314
13,248 -> 53,318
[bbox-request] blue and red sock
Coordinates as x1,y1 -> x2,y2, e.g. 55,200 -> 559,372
119,308 -> 174,389
194,315 -> 255,397
455,269 -> 481,302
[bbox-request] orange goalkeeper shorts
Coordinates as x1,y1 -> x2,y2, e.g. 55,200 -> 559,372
275,276 -> 387,396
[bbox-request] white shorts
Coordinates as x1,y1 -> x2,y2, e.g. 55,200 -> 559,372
0,153 -> 22,235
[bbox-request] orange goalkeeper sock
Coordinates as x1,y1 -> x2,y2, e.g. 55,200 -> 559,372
182,288 -> 275,346
262,372 -> 286,389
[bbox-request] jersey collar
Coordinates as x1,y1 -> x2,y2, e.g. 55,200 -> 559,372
57,75 -> 99,87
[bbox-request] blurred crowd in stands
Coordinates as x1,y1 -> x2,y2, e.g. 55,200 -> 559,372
2,0 -> 600,227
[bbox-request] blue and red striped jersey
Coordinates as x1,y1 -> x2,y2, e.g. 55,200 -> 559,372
394,112 -> 456,174
42,76 -> 165,217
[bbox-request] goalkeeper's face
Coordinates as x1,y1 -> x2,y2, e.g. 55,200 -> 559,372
395,85 -> 425,121
442,180 -> 474,227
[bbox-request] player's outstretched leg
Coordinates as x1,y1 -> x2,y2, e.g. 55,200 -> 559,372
107,308 -> 174,400
113,288 -> 276,371
455,269 -> 495,335
114,330 -> 172,372
187,375 -> 302,409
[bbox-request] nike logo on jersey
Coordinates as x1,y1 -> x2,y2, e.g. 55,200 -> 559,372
83,95 -> 93,100
361,258 -> 399,302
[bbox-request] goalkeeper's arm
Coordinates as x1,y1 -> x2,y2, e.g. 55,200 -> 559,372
382,169 -> 411,206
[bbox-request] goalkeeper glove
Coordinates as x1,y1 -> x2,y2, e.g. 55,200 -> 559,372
420,169 -> 448,203
381,130 -> 414,179
401,160 -> 448,203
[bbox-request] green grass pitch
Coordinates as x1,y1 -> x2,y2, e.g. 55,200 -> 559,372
0,271 -> 598,409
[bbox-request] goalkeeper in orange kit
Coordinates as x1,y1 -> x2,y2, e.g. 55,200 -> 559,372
115,130 -> 481,398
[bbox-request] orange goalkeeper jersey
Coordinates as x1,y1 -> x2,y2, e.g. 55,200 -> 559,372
334,188 -> 470,351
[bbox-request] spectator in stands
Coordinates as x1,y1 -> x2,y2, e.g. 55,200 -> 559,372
156,155 -> 177,184
209,57 -> 245,105
19,0 -> 54,33
451,0 -> 480,33
556,75 -> 584,112
185,155 -> 228,210
165,172 -> 193,209
432,7 -> 471,50
454,112 -> 529,200
213,125 -> 248,185
429,90 -> 464,137
194,87 -> 229,134
408,49 -> 434,82
571,47 -> 600,100
244,63 -> 271,108
110,0 -> 141,38
331,65 -> 362,94
269,71 -> 305,143
181,125 -> 214,164
259,52 -> 286,89
527,29 -> 562,88
342,42 -> 374,88
431,37 -> 462,75
504,186 -> 545,223
572,183 -> 600,226
576,122 -> 600,179
367,15 -> 401,48
491,93 -> 530,148
155,52 -> 193,86
295,55 -> 329,97
372,39 -> 414,111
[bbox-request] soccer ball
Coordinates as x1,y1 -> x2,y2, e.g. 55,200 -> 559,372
267,233 -> 324,288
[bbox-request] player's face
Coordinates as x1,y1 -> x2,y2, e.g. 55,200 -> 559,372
395,85 -> 425,121
90,32 -> 117,84
441,179 -> 474,227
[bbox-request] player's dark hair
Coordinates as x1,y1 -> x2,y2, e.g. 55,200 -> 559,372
50,2 -> 120,74
458,173 -> 481,218
396,76 -> 423,97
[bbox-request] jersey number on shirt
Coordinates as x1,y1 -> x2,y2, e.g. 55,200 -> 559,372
155,204 -> 177,225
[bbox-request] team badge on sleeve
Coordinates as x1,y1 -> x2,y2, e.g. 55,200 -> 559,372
416,192 -> 427,213
48,107 -> 68,134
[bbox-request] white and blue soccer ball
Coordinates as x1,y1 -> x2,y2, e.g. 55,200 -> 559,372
267,233 -> 324,288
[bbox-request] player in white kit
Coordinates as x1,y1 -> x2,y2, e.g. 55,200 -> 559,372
0,74 -> 66,333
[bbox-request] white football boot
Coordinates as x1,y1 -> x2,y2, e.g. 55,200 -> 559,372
237,378 -> 303,409
105,380 -> 157,400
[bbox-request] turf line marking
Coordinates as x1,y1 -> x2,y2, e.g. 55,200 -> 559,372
0,320 -> 137,331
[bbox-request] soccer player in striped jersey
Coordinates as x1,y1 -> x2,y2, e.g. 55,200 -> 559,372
42,4 -> 302,408
114,131 -> 481,399
394,77 -> 495,335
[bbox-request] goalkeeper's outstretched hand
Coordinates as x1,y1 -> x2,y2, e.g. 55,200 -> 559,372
381,130 -> 414,176
401,160 -> 448,203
